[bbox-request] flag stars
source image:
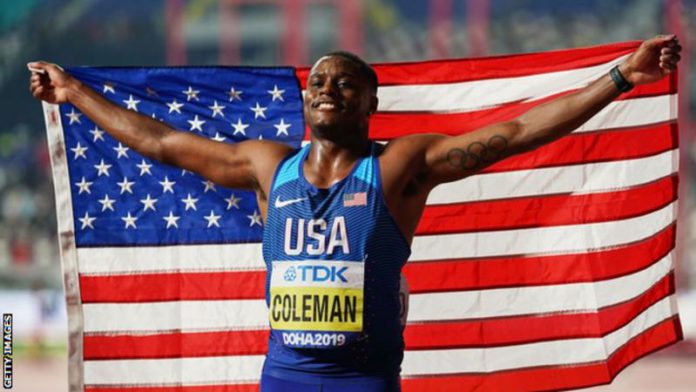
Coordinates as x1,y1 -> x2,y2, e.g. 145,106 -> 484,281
121,212 -> 138,229
159,176 -> 176,193
167,99 -> 184,114
75,177 -> 93,194
247,210 -> 262,227
232,118 -> 249,136
227,86 -> 243,101
204,210 -> 222,228
117,177 -> 135,194
268,85 -> 285,101
140,194 -> 158,212
250,102 -> 267,119
71,142 -> 88,159
94,159 -> 112,176
98,194 -> 116,211
183,86 -> 200,101
90,126 -> 105,142
114,143 -> 130,159
78,212 -> 96,230
225,193 -> 241,210
181,193 -> 199,211
66,108 -> 82,124
188,115 -> 206,132
211,132 -> 227,142
202,180 -> 216,193
209,101 -> 225,118
136,159 -> 153,176
123,95 -> 141,111
102,82 -> 115,94
274,119 -> 291,136
163,211 -> 180,229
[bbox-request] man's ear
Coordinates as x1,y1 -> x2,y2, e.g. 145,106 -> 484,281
369,95 -> 378,115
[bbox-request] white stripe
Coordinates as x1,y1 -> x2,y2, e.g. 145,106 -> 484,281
410,201 -> 675,261
573,95 -> 675,133
377,56 -> 627,112
401,295 -> 677,376
77,242 -> 263,274
408,252 -> 673,321
83,299 -> 268,333
81,295 -> 677,385
427,148 -> 677,205
84,354 -> 265,385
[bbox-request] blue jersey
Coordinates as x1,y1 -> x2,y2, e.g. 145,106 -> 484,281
261,142 -> 411,382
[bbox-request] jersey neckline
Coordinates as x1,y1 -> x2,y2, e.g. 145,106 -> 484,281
297,142 -> 373,192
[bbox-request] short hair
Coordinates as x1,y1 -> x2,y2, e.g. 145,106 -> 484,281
323,50 -> 378,93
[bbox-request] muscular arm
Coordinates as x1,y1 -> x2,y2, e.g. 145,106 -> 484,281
28,61 -> 292,193
421,35 -> 681,186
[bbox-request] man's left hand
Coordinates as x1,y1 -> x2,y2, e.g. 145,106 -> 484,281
619,35 -> 682,86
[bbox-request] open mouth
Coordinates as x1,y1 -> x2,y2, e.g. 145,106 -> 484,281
312,101 -> 342,111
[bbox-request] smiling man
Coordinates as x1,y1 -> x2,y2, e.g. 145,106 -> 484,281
29,35 -> 681,392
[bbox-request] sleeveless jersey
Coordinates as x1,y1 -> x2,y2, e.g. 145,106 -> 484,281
262,142 -> 411,381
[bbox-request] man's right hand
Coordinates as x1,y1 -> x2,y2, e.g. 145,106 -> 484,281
28,61 -> 77,104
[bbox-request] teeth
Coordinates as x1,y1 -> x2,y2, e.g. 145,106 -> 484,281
317,103 -> 336,109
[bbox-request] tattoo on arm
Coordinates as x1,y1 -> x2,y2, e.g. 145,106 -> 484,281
446,135 -> 508,171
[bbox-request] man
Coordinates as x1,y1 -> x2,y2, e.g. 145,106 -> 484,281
29,35 -> 681,391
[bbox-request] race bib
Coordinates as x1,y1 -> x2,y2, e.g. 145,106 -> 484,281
270,260 -> 364,348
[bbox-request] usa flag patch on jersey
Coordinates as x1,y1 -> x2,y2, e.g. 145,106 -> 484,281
343,192 -> 367,207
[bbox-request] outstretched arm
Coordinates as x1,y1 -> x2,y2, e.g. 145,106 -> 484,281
28,61 -> 292,192
421,35 -> 681,186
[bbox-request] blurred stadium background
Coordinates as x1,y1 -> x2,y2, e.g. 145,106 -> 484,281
1,0 -> 695,391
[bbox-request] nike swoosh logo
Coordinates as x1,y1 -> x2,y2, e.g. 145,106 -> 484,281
274,196 -> 308,208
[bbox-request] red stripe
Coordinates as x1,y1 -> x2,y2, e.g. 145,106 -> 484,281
479,121 -> 676,174
404,273 -> 674,350
84,330 -> 269,359
366,79 -> 672,138
296,41 -> 640,88
80,271 -> 265,303
85,385 -> 258,392
405,224 -> 675,292
82,273 -> 674,360
401,316 -> 681,392
417,174 -> 677,235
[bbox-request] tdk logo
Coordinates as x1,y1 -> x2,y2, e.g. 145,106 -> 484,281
283,267 -> 297,282
288,265 -> 348,283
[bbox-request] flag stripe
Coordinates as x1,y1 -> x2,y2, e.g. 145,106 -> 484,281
427,148 -> 677,205
80,295 -> 676,385
400,317 -> 682,392
410,201 -> 675,261
418,174 -> 676,235
400,296 -> 676,375
81,271 -> 673,360
296,41 -> 641,88
475,121 -> 676,174
369,93 -> 675,137
373,56 -> 628,112
80,271 -> 267,303
407,253 -> 673,322
405,224 -> 675,292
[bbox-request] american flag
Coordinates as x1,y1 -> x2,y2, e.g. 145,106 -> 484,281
343,192 -> 367,207
42,41 -> 681,392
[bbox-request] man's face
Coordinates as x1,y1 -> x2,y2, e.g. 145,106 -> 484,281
304,56 -> 377,134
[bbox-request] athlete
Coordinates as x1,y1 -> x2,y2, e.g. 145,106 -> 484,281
29,35 -> 681,391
